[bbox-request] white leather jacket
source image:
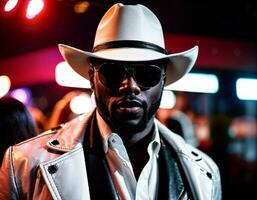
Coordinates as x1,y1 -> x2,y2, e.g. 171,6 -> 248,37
0,111 -> 221,200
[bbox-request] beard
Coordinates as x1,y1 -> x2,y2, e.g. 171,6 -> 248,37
95,92 -> 163,136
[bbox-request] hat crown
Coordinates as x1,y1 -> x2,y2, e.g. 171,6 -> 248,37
94,3 -> 165,49
58,3 -> 198,87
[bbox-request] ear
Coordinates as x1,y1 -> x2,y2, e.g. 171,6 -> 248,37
88,68 -> 95,89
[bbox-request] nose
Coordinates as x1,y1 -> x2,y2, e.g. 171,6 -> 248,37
119,76 -> 141,95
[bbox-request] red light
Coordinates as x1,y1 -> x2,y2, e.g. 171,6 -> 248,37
26,0 -> 44,19
4,0 -> 18,12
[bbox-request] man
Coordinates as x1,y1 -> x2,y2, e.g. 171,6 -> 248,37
0,3 -> 221,200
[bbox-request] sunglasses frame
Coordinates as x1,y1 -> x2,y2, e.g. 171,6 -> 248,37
92,62 -> 166,88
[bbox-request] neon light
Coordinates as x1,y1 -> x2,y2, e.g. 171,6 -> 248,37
4,0 -> 18,12
166,73 -> 219,93
159,90 -> 176,109
0,75 -> 11,98
26,0 -> 44,19
55,61 -> 90,88
236,78 -> 257,100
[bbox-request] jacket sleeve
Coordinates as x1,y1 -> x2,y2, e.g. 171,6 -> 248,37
0,147 -> 20,200
210,158 -> 222,200
213,166 -> 222,200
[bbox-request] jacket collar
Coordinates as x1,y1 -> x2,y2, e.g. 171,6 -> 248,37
46,110 -> 95,152
46,109 -> 191,152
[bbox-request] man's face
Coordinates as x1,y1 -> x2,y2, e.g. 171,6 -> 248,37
90,60 -> 166,138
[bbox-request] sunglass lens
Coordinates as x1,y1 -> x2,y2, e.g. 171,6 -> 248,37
135,66 -> 162,87
98,63 -> 162,88
98,64 -> 125,87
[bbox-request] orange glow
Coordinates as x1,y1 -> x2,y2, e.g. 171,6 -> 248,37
4,0 -> 18,12
26,0 -> 44,19
74,1 -> 90,14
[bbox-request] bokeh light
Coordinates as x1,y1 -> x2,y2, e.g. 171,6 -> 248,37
10,88 -> 32,105
236,78 -> 257,100
70,93 -> 94,114
26,0 -> 44,19
159,90 -> 176,109
4,0 -> 18,12
55,61 -> 90,88
166,73 -> 219,93
0,75 -> 11,98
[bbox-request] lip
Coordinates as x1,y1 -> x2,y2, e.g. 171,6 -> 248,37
117,100 -> 142,108
116,100 -> 143,114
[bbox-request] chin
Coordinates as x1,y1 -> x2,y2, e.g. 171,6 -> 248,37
112,118 -> 147,133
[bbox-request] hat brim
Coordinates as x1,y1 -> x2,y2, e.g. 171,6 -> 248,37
58,44 -> 198,86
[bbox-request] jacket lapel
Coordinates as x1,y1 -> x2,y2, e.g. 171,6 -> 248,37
40,146 -> 91,200
157,120 -> 214,200
158,143 -> 185,200
39,110 -> 119,200
84,152 -> 120,200
83,112 -> 120,200
39,112 -> 94,200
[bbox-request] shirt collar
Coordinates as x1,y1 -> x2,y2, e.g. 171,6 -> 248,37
151,120 -> 161,155
96,110 -> 112,153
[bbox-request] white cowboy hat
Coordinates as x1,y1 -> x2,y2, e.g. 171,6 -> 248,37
58,3 -> 198,86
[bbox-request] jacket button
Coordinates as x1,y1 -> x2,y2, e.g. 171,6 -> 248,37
206,171 -> 212,179
51,139 -> 60,146
48,165 -> 58,174
191,151 -> 198,156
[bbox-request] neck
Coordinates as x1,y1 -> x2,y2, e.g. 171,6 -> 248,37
96,108 -> 156,146
126,128 -> 154,180
123,117 -> 155,146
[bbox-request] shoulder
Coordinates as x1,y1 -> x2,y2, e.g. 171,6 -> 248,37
15,124 -> 62,148
3,125 -> 63,164
157,119 -> 222,199
156,119 -> 220,178
184,143 -> 220,179
7,111 -> 94,161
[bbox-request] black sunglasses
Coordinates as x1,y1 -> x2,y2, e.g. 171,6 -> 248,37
93,63 -> 166,88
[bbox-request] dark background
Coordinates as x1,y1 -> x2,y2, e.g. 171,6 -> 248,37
0,1 -> 257,199
0,0 -> 256,58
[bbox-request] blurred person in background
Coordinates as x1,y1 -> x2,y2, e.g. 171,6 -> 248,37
157,92 -> 199,147
28,106 -> 48,133
225,116 -> 256,199
47,90 -> 94,129
165,110 -> 198,147
0,96 -> 37,165
0,3 -> 221,200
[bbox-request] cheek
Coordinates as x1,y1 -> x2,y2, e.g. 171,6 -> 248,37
145,84 -> 163,105
93,76 -> 114,112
